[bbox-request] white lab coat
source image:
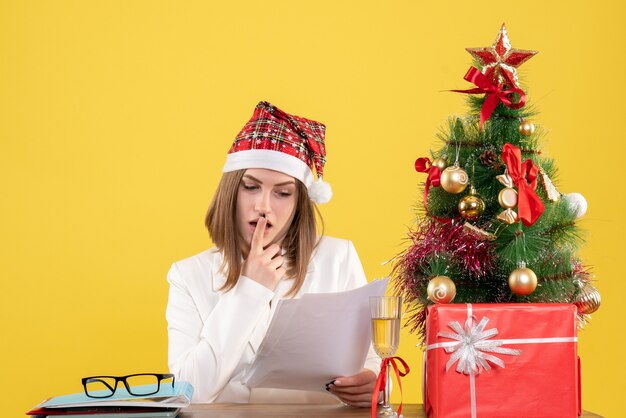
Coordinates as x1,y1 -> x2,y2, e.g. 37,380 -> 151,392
166,236 -> 381,403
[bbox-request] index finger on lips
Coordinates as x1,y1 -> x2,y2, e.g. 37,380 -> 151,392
250,216 -> 267,254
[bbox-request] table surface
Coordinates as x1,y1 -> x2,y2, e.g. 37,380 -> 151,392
178,403 -> 603,417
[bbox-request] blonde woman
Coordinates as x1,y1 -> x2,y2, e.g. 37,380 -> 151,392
166,101 -> 380,406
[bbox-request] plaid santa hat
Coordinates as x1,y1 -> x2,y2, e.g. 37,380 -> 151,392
223,101 -> 332,204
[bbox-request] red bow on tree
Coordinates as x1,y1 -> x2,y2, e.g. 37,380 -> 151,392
414,157 -> 441,209
452,67 -> 526,128
501,143 -> 544,226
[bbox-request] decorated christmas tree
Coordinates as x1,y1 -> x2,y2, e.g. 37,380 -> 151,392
393,24 -> 601,343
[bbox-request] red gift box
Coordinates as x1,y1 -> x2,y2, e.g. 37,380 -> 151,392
423,303 -> 581,418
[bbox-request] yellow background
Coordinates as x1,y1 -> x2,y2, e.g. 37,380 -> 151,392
1,1 -> 623,416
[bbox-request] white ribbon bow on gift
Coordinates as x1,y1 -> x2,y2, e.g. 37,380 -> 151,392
438,316 -> 522,375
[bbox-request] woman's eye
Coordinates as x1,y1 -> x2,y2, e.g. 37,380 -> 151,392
242,184 -> 259,191
276,190 -> 292,198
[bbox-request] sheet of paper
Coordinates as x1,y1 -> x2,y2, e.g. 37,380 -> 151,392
243,277 -> 389,392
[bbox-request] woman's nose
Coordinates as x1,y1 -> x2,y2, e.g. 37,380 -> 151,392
254,191 -> 271,213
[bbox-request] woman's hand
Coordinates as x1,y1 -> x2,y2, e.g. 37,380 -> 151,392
241,216 -> 285,290
327,369 -> 379,408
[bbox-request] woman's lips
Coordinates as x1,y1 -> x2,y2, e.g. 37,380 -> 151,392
249,221 -> 273,231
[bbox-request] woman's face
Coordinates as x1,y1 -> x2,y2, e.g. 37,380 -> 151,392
236,168 -> 299,254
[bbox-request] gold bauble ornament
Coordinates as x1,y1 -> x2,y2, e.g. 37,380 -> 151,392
519,120 -> 535,136
427,275 -> 456,303
498,188 -> 518,209
574,284 -> 601,314
458,186 -> 485,220
440,164 -> 469,194
508,264 -> 538,295
433,156 -> 448,171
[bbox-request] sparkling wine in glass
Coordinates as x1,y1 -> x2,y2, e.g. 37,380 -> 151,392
370,296 -> 402,418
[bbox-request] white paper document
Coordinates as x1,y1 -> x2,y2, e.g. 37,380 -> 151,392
243,277 -> 389,392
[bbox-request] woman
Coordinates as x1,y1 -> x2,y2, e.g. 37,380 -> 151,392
166,101 -> 380,406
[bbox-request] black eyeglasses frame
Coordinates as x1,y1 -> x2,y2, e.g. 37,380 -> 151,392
81,373 -> 175,399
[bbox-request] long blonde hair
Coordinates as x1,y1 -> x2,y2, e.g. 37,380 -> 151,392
205,170 -> 323,296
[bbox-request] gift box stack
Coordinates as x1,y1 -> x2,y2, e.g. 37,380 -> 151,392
393,24 -> 599,418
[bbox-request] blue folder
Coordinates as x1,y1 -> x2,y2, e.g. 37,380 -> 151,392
33,381 -> 194,410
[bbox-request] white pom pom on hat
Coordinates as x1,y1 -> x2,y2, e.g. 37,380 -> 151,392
222,101 -> 332,203
308,178 -> 333,204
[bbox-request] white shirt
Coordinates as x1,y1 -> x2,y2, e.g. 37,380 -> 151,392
166,236 -> 381,403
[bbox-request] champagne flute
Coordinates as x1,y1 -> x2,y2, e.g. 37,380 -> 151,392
370,296 -> 402,418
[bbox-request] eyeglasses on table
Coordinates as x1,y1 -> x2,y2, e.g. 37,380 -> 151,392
82,373 -> 175,398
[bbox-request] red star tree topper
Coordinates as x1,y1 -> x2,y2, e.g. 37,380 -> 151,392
466,23 -> 537,89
